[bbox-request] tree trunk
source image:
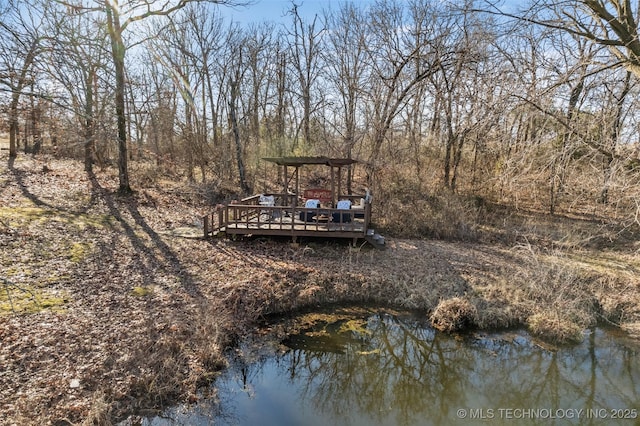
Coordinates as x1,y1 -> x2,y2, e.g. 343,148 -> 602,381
8,39 -> 39,158
600,71 -> 631,204
550,72 -> 584,214
106,4 -> 131,193
275,51 -> 287,155
443,133 -> 454,189
31,88 -> 42,156
229,80 -> 250,194
84,70 -> 95,172
451,130 -> 468,192
8,110 -> 18,158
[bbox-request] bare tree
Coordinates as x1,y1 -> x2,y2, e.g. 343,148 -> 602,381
143,66 -> 178,168
244,23 -> 275,149
152,15 -> 201,182
599,70 -> 633,204
363,0 -> 453,180
266,37 -> 290,158
287,2 -> 324,150
43,2 -> 110,172
546,37 -> 600,214
323,2 -> 368,190
175,3 -> 228,181
53,0 -> 247,192
482,1 -> 640,77
0,3 -> 44,158
476,2 -> 640,213
425,4 -> 498,191
227,35 -> 251,194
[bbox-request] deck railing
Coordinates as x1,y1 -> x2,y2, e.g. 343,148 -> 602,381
203,195 -> 371,238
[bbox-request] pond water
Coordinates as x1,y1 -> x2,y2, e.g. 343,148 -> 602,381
140,308 -> 640,426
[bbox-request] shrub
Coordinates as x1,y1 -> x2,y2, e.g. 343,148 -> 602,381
376,177 -> 481,241
430,297 -> 478,332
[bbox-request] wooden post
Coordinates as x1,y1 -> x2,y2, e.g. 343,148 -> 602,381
294,166 -> 299,208
330,166 -> 336,206
283,165 -> 288,207
203,215 -> 209,237
364,201 -> 371,232
337,166 -> 342,203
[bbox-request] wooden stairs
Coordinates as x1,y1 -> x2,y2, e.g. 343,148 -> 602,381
365,229 -> 386,250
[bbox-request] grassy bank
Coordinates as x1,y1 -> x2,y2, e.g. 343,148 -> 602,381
1,155 -> 639,425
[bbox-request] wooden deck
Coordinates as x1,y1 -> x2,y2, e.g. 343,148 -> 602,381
203,193 -> 378,245
202,154 -> 387,248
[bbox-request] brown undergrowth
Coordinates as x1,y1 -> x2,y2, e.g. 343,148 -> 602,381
1,155 -> 639,425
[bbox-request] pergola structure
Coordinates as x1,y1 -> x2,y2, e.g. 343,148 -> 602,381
262,156 -> 358,208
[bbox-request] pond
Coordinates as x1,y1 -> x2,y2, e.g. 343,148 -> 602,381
137,308 -> 640,425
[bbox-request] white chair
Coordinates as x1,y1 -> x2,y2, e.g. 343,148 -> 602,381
259,194 -> 275,206
336,199 -> 351,210
305,199 -> 320,208
259,194 -> 276,220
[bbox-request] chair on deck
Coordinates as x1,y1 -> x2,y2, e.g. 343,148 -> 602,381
259,194 -> 275,206
300,199 -> 320,222
332,199 -> 352,223
352,190 -> 371,219
351,197 -> 365,219
259,194 -> 276,220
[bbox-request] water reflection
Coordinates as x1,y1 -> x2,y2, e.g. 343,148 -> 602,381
143,311 -> 640,426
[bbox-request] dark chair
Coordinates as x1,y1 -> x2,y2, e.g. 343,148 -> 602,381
332,212 -> 352,223
332,199 -> 352,223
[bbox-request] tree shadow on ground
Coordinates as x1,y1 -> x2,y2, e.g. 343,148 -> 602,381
4,155 -> 203,297
7,156 -> 55,209
7,156 -> 103,215
86,170 -> 203,298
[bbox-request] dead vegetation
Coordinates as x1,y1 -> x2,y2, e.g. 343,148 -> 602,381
1,154 -> 639,425
430,297 -> 478,332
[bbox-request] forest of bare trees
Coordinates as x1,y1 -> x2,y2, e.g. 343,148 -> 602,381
2,0 -> 640,232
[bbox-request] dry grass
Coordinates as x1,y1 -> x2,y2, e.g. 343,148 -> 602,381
81,392 -> 112,426
527,313 -> 584,344
511,244 -> 599,342
430,297 -> 478,332
376,179 -> 482,241
371,171 -> 639,344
